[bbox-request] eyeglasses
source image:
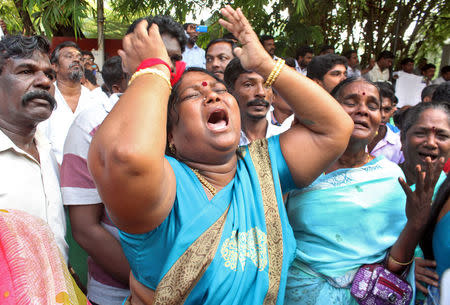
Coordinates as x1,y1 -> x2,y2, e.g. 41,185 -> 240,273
61,52 -> 82,61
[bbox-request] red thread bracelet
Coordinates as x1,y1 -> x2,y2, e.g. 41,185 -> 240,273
137,58 -> 171,72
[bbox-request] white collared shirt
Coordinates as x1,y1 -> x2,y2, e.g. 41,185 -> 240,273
0,129 -> 68,261
182,44 -> 206,68
365,63 -> 390,82
38,82 -> 100,164
295,60 -> 307,76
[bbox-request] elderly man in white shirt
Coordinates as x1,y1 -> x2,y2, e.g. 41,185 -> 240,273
39,41 -> 98,164
0,34 -> 68,261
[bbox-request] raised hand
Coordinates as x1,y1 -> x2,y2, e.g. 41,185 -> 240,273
219,6 -> 273,73
118,20 -> 171,75
398,156 -> 445,230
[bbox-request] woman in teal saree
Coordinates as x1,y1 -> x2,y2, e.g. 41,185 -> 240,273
285,77 -> 444,305
87,6 -> 354,305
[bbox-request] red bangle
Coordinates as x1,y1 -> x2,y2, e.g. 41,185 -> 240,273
137,58 -> 171,72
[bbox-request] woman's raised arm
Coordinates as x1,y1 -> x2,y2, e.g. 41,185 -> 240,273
88,21 -> 176,234
219,6 -> 354,187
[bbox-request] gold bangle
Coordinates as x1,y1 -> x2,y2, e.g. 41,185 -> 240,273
264,58 -> 285,88
389,254 -> 414,266
128,68 -> 172,89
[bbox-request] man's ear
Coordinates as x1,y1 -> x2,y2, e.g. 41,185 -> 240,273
52,63 -> 59,74
111,84 -> 121,94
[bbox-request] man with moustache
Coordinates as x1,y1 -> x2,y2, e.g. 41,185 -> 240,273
205,38 -> 235,80
39,41 -> 99,164
225,57 -> 279,145
0,35 -> 68,261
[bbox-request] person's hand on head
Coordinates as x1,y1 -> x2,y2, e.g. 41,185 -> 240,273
118,20 -> 171,76
218,6 -> 272,73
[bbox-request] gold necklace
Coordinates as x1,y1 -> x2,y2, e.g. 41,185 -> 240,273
190,168 -> 217,197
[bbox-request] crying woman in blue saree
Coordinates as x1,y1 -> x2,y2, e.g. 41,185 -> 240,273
285,77 -> 445,305
87,6 -> 354,305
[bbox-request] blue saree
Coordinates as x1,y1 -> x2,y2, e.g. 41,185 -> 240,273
119,136 -> 296,305
285,156 -> 415,305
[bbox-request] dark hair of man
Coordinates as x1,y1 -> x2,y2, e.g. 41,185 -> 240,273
400,101 -> 450,141
205,38 -> 236,56
84,69 -> 97,86
284,57 -> 297,68
400,57 -> 414,66
183,22 -> 195,31
331,77 -> 380,104
421,84 -> 439,102
50,40 -> 81,64
432,82 -> 450,103
421,63 -> 436,72
81,50 -> 94,59
421,174 -> 450,260
101,56 -> 125,92
375,81 -> 398,106
319,44 -> 334,54
223,57 -> 252,91
306,54 -> 348,81
259,35 -> 274,45
223,33 -> 237,41
0,35 -> 50,74
441,65 -> 450,74
342,50 -> 357,60
376,50 -> 394,61
296,45 -> 314,59
166,68 -> 224,155
127,16 -> 187,53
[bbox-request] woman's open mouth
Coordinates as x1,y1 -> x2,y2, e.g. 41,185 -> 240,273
207,109 -> 229,131
418,152 -> 439,162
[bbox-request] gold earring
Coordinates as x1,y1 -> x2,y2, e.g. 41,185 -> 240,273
169,143 -> 176,155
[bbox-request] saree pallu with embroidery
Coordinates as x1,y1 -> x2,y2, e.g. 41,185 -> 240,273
119,136 -> 296,305
0,209 -> 90,305
284,156 -> 415,305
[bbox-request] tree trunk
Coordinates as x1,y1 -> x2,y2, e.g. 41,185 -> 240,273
13,0 -> 34,35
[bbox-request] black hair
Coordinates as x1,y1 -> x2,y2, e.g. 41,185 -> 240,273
400,101 -> 450,141
421,63 -> 436,72
183,22 -> 195,31
223,33 -> 237,41
223,57 -> 252,91
101,56 -> 125,92
342,49 -> 357,60
166,67 -> 225,156
441,65 -> 450,74
331,77 -> 381,104
375,81 -> 398,106
296,45 -> 314,59
284,57 -> 297,68
50,40 -> 81,64
127,15 -> 187,53
319,44 -> 334,54
307,53 -> 348,81
376,51 -> 394,61
84,69 -> 97,85
205,38 -> 236,56
81,50 -> 94,59
400,57 -> 414,66
259,35 -> 274,45
432,82 -> 450,104
420,174 -> 450,260
0,35 -> 50,74
421,84 -> 439,102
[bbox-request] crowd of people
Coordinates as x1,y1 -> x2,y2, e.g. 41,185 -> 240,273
0,6 -> 449,305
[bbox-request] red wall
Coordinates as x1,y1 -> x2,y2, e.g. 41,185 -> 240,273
50,37 -> 122,58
